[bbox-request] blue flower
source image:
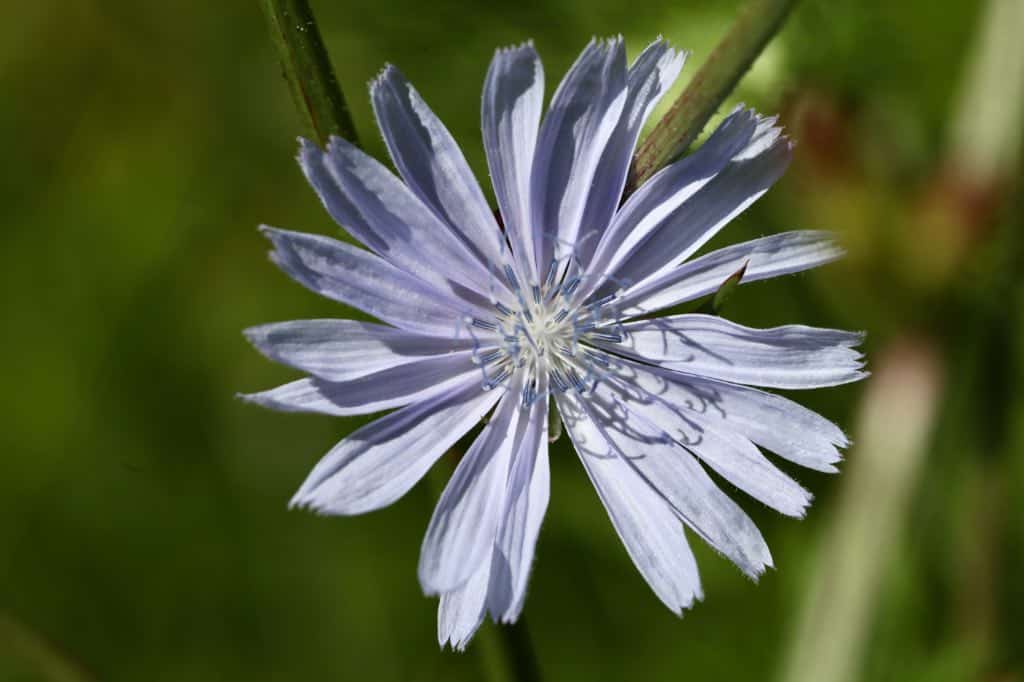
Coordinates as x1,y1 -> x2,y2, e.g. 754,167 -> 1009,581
243,37 -> 866,650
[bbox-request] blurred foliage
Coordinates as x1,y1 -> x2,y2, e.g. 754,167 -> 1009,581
1,0 -> 1021,680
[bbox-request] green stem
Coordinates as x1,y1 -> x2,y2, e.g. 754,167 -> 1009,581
628,0 -> 798,190
478,618 -> 542,682
259,0 -> 360,147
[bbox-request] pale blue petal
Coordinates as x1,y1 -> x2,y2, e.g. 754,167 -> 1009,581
681,418 -> 813,518
600,314 -> 866,389
371,65 -> 509,270
420,387 -> 522,594
614,231 -> 845,318
290,377 -> 501,515
307,136 -> 511,305
487,389 -> 550,622
482,42 -> 545,280
561,388 -> 772,579
596,370 -> 812,518
601,131 -> 791,296
438,556 -> 490,651
531,38 -> 628,269
261,226 -> 493,336
577,39 -> 687,266
239,352 -> 480,416
297,138 -> 388,254
580,108 -> 786,301
558,391 -> 705,612
600,355 -> 848,473
243,319 -> 481,382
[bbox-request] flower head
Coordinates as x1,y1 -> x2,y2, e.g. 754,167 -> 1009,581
244,37 -> 866,650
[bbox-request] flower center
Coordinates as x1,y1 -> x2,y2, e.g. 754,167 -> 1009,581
466,263 -> 622,407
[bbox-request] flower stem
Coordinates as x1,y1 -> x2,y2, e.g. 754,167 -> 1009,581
478,617 -> 542,682
259,0 -> 360,147
628,0 -> 798,190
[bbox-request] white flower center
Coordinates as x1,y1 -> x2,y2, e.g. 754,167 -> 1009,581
467,263 -> 621,407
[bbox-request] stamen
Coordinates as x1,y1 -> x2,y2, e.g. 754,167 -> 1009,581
486,366 -> 512,387
568,369 -> 587,393
588,331 -> 623,343
474,349 -> 503,365
503,265 -> 520,293
561,276 -> 581,297
550,369 -> 570,392
471,317 -> 498,331
543,258 -> 559,291
555,342 -> 575,357
587,294 -> 617,309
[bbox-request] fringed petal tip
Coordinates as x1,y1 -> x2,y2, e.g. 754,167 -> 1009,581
368,62 -> 401,93
492,612 -> 517,626
669,589 -> 705,618
601,35 -> 625,54
733,540 -> 770,581
709,104 -> 790,158
286,495 -> 314,513
257,223 -> 283,241
287,488 -> 339,516
579,35 -> 624,51
816,456 -> 843,475
287,472 -> 372,517
791,492 -> 814,520
294,136 -> 321,160
744,554 -> 775,583
297,133 -> 350,160
437,617 -> 476,652
718,529 -> 773,583
855,330 -> 869,346
640,34 -> 688,59
323,134 -> 356,157
738,115 -> 790,161
234,388 -> 264,403
440,639 -> 468,653
234,387 -> 303,414
240,324 -> 269,348
259,226 -> 292,267
494,39 -> 537,57
286,493 -> 307,511
259,226 -> 313,272
818,233 -> 847,257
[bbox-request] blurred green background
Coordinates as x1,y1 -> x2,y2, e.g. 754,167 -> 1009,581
2,0 -> 1022,680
